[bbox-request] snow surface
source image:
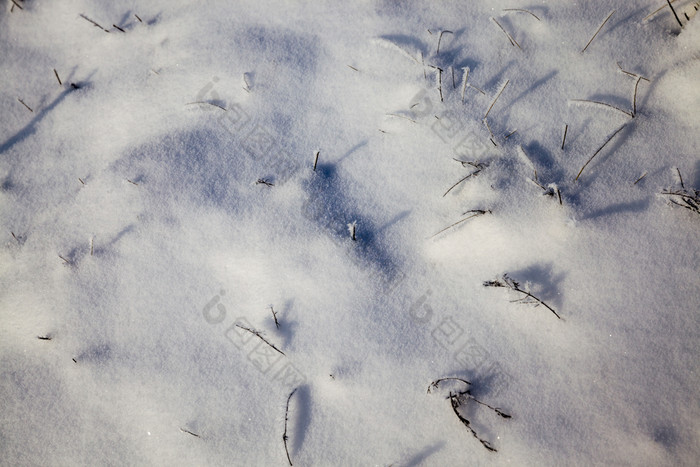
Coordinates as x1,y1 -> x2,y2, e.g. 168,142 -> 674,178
1,1 -> 699,465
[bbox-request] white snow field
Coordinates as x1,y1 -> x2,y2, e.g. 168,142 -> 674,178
1,1 -> 699,465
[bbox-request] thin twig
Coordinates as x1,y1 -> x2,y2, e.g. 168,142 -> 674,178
616,62 -> 650,82
386,113 -> 417,123
561,124 -> 568,149
235,324 -> 285,355
461,67 -> 469,104
11,0 -> 23,11
484,274 -> 561,319
134,14 -> 143,22
79,14 -> 109,32
17,98 -> 33,112
53,69 -> 62,85
185,101 -> 226,111
502,8 -> 541,21
113,24 -> 125,32
313,150 -> 319,171
449,392 -> 497,452
180,428 -> 200,438
632,76 -> 642,115
569,99 -> 634,118
574,124 -> 626,181
491,18 -> 521,48
676,167 -> 685,189
270,306 -> 280,329
643,0 -> 676,22
581,10 -> 615,54
430,210 -> 491,238
484,79 -> 509,119
347,65 -> 358,72
436,30 -> 453,55
283,388 -> 298,466
443,170 -> 482,197
633,172 -> 647,185
667,0 -> 683,27
505,129 -> 517,139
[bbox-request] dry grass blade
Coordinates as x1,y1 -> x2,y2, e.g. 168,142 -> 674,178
502,8 -> 541,21
235,324 -> 285,355
491,18 -> 521,49
484,79 -> 509,119
574,124 -> 627,182
185,101 -> 226,111
436,30 -> 453,55
53,69 -> 62,85
283,388 -> 298,466
581,10 -> 615,53
443,170 -> 482,197
430,210 -> 491,238
484,274 -> 561,319
569,99 -> 634,118
667,0 -> 684,27
561,124 -> 568,149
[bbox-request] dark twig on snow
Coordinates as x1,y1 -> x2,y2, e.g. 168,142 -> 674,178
270,305 -> 280,329
581,10 -> 615,53
561,124 -> 568,149
235,324 -> 285,355
484,80 -> 509,119
443,169 -> 482,197
484,273 -> 561,319
502,8 -> 541,21
667,0 -> 684,27
53,69 -> 62,85
79,14 -> 109,32
430,210 -> 491,238
180,428 -> 201,438
428,378 -> 510,452
491,18 -> 521,49
283,388 -> 298,466
574,124 -> 627,182
661,169 -> 700,215
17,98 -> 33,112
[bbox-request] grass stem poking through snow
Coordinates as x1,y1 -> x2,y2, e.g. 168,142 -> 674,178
461,67 -> 469,103
313,150 -> 319,171
428,378 -> 510,452
561,124 -> 568,149
17,98 -> 33,112
180,428 -> 200,438
569,99 -> 634,118
484,273 -> 561,319
502,8 -> 541,21
661,169 -> 700,215
348,221 -> 357,241
113,24 -> 125,33
256,178 -> 274,186
134,14 -> 142,22
632,76 -> 643,116
443,169 -> 482,197
633,172 -> 647,185
430,210 -> 491,238
581,10 -> 615,54
283,388 -> 298,466
484,79 -> 509,119
53,69 -> 62,85
667,0 -> 684,27
347,65 -> 358,72
270,305 -> 280,329
574,124 -> 627,182
491,18 -> 521,49
235,324 -> 285,355
79,14 -> 109,32
185,101 -> 226,111
90,237 -> 94,256
37,335 -> 52,341
505,129 -> 517,139
436,30 -> 453,55
11,0 -> 23,11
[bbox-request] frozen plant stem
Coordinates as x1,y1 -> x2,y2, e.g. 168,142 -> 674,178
502,8 -> 541,21
180,428 -> 200,438
53,69 -> 62,85
667,0 -> 684,27
17,98 -> 32,112
484,274 -> 561,319
484,80 -> 509,119
581,10 -> 615,53
436,30 -> 453,55
283,388 -> 298,466
428,378 -> 510,453
561,124 -> 568,149
235,324 -> 285,355
443,169 -> 482,197
431,210 -> 491,238
491,18 -> 520,49
270,306 -> 279,329
313,150 -> 319,171
574,124 -> 626,182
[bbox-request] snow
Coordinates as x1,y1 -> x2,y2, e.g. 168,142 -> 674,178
1,1 -> 699,465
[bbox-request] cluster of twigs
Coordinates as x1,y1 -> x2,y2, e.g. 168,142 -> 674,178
484,274 -> 561,319
428,377 -> 511,452
662,169 -> 700,215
